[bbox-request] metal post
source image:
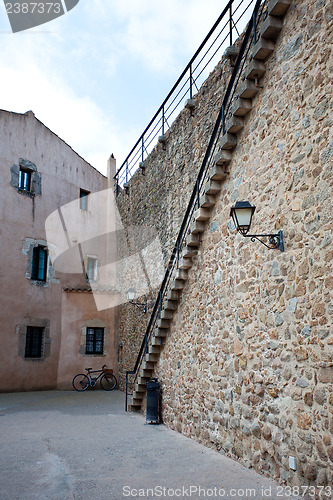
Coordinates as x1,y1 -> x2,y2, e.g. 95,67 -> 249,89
190,64 -> 193,100
229,5 -> 233,46
222,104 -> 226,135
162,106 -> 165,136
125,372 -> 128,411
126,161 -> 128,184
141,136 -> 144,163
253,10 -> 257,45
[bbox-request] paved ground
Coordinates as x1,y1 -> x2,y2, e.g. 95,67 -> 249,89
0,390 -> 300,500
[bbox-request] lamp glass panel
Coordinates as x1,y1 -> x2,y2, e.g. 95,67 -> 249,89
234,207 -> 253,230
127,288 -> 135,301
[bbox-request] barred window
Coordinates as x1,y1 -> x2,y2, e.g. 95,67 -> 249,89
86,327 -> 104,355
25,326 -> 43,358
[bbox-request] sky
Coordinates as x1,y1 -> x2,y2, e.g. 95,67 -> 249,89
0,0 -> 232,175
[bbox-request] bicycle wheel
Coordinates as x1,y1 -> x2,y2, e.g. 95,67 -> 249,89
100,373 -> 117,391
72,374 -> 90,391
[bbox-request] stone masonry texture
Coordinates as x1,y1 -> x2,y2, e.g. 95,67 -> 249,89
116,0 -> 333,491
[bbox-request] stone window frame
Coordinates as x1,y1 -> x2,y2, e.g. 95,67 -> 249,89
17,319 -> 51,362
10,159 -> 42,197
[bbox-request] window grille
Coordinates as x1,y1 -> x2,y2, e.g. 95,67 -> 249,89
85,327 -> 104,355
25,326 -> 43,358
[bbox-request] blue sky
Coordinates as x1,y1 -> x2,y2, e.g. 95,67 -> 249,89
0,0 -> 229,175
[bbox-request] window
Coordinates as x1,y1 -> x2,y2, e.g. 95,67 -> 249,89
19,168 -> 31,191
25,326 -> 44,358
31,246 -> 48,281
86,256 -> 98,282
80,189 -> 90,210
86,327 -> 104,355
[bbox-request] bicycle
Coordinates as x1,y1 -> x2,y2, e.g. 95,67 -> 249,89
72,365 -> 117,391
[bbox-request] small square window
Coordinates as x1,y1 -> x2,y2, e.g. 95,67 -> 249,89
19,168 -> 31,192
80,189 -> 90,210
31,246 -> 48,282
25,326 -> 44,358
86,256 -> 98,282
86,327 -> 104,355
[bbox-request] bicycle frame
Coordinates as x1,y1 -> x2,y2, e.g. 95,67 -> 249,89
85,368 -> 105,386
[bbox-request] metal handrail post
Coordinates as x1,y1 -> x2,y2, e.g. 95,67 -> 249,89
229,4 -> 233,45
190,64 -> 193,99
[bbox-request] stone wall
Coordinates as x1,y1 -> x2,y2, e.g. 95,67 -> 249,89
116,40 -> 238,388
153,0 -> 333,490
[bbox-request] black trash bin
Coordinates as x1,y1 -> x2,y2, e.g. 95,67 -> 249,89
146,378 -> 160,424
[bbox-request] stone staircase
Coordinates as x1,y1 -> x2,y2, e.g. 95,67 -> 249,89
128,0 -> 292,411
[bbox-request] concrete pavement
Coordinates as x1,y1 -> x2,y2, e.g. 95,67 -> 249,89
0,390 -> 299,500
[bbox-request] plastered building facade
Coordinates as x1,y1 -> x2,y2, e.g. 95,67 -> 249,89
0,109 -> 118,391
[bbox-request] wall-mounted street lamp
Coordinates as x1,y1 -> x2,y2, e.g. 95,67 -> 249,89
230,201 -> 284,251
127,288 -> 148,313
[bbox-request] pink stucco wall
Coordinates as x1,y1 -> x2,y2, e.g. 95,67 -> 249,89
0,109 -> 118,391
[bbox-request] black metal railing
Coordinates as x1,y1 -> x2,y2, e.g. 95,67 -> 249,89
115,0 -> 260,191
125,0 -> 268,410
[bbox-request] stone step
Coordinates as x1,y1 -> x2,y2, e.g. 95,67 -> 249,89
170,278 -> 185,290
131,397 -> 143,407
128,403 -> 141,411
238,79 -> 259,99
220,132 -> 237,150
142,360 -> 155,371
151,336 -> 163,347
160,309 -> 173,320
148,345 -> 161,355
200,193 -> 216,208
181,245 -> 198,258
204,179 -> 221,195
245,60 -> 266,80
231,98 -> 252,117
157,318 -> 171,329
132,390 -> 144,401
252,39 -> 275,60
186,232 -> 200,247
225,116 -> 244,134
194,207 -> 211,221
146,352 -> 159,362
268,0 -> 291,17
175,268 -> 188,280
178,256 -> 193,270
209,163 -> 229,181
155,327 -> 168,338
164,299 -> 178,310
134,383 -> 146,393
260,15 -> 283,39
215,151 -> 233,165
141,367 -> 153,377
190,220 -> 206,233
166,289 -> 181,301
137,375 -> 149,385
